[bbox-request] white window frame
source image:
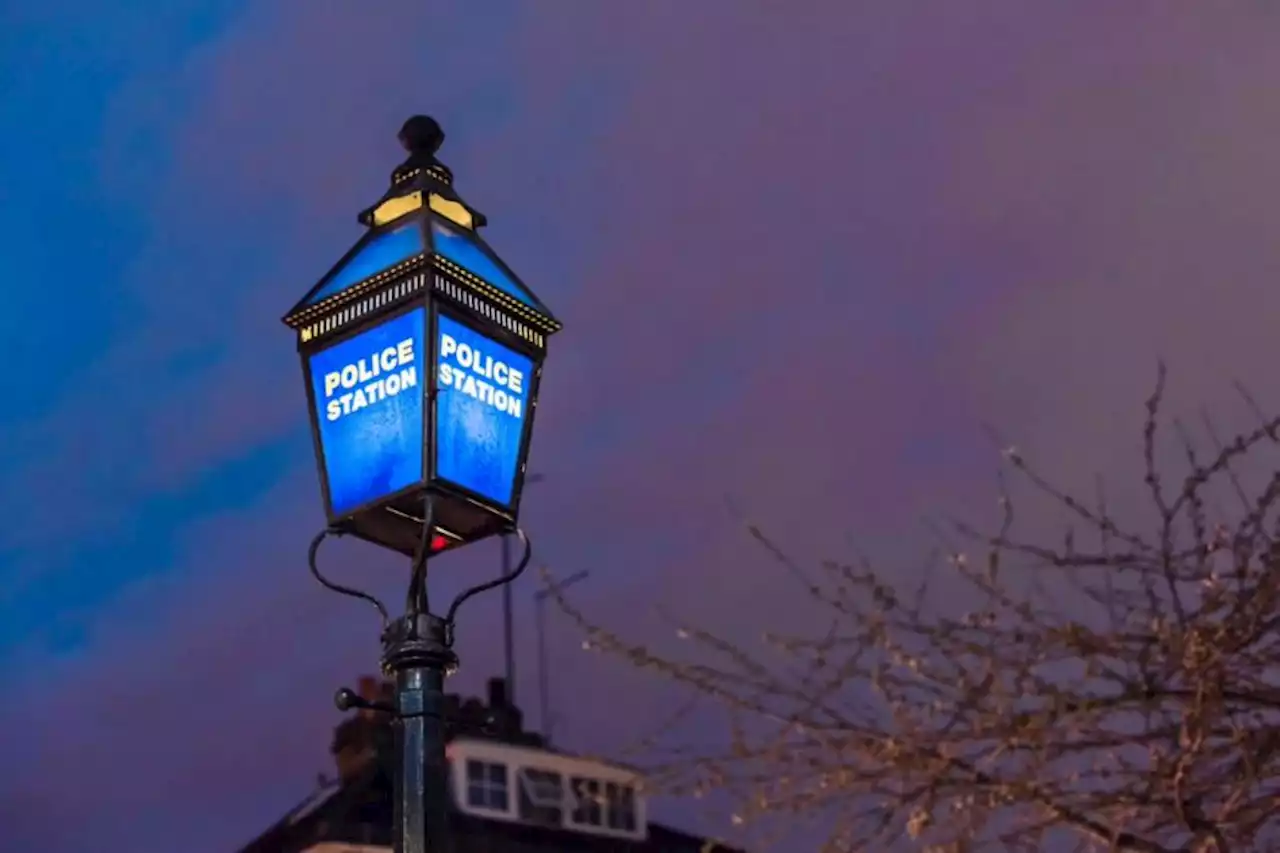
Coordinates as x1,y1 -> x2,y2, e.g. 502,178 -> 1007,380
567,775 -> 642,835
448,738 -> 648,840
463,758 -> 512,815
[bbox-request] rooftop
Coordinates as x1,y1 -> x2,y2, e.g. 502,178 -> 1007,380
235,676 -> 742,853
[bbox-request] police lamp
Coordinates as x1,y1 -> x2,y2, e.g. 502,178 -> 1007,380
282,116 -> 561,556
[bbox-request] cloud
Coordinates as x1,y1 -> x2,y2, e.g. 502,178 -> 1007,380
0,467 -> 399,851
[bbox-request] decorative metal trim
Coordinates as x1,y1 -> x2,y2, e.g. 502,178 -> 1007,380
286,254 -> 429,328
287,255 -> 560,338
393,166 -> 452,187
294,273 -> 546,350
297,274 -> 429,343
430,256 -> 561,334
432,275 -> 545,348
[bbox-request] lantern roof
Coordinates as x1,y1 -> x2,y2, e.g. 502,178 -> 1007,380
283,116 -> 560,331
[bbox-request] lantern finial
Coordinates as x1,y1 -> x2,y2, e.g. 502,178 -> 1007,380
392,115 -> 452,187
398,115 -> 444,156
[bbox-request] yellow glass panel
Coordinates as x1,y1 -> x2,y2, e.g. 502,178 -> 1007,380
371,191 -> 424,226
428,194 -> 474,229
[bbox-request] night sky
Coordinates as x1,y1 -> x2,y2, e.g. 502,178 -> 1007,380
5,3 -> 1280,851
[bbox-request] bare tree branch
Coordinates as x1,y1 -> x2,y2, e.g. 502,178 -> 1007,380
550,373 -> 1280,852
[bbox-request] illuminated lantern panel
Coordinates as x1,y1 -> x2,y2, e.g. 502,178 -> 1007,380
305,221 -> 425,308
430,219 -> 540,309
307,307 -> 426,516
283,127 -> 560,558
434,314 -> 534,509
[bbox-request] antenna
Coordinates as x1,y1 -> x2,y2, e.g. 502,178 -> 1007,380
533,569 -> 591,745
502,472 -> 545,708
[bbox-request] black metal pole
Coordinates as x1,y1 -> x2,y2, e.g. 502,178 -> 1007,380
382,612 -> 456,853
313,511 -> 535,853
501,534 -> 515,706
382,495 -> 456,853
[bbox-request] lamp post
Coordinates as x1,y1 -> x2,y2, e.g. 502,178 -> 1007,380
534,569 -> 591,745
282,116 -> 562,853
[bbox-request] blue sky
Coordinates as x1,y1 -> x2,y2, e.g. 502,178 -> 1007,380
0,0 -> 246,662
6,2 -> 1280,851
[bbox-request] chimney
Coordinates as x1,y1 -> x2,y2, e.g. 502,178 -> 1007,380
355,675 -> 389,720
330,675 -> 393,781
331,718 -> 375,782
487,677 -> 508,710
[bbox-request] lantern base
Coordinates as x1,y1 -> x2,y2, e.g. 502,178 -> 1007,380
335,487 -> 514,557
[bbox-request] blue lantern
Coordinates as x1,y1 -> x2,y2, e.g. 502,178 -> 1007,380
283,117 -> 561,556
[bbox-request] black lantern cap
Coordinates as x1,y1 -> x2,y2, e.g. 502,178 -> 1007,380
354,116 -> 487,230
286,114 -> 558,331
392,115 -> 453,186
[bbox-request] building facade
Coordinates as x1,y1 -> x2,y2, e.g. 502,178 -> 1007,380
236,677 -> 738,853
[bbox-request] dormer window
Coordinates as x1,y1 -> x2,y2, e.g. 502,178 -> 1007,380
450,738 -> 648,841
465,759 -> 509,812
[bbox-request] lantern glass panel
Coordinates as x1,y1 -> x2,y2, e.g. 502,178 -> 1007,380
308,307 -> 426,515
430,218 -> 539,308
434,313 -> 533,507
304,221 -> 424,307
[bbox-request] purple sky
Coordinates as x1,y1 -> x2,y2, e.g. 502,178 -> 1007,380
5,2 -> 1280,850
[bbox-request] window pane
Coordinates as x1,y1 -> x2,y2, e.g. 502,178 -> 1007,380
466,760 -> 486,783
570,777 -> 602,826
608,784 -> 637,831
517,768 -> 564,826
520,769 -> 564,805
488,785 -> 510,811
487,763 -> 506,785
